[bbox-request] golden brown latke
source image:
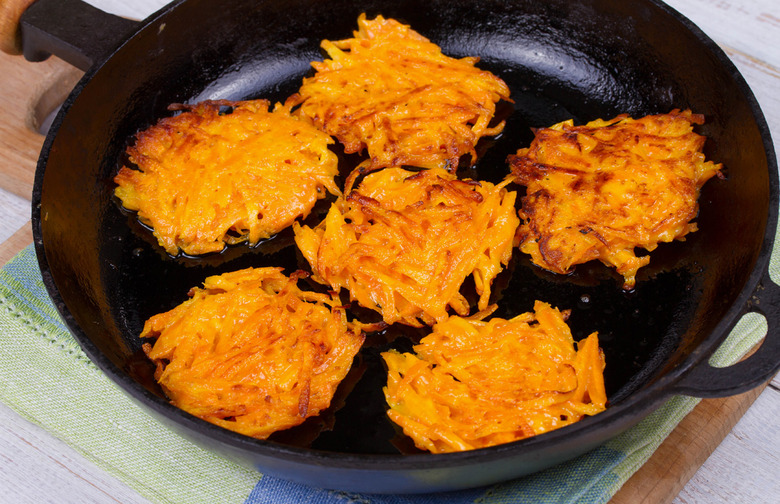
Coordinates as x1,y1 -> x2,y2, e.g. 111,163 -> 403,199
294,167 -> 519,327
141,267 -> 365,439
291,14 -> 511,172
114,99 -> 340,256
382,301 -> 607,453
509,109 -> 722,289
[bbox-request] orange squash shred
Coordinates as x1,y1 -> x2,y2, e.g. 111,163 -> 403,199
382,301 -> 607,453
140,267 -> 364,439
291,14 -> 511,172
114,99 -> 340,256
509,109 -> 722,289
294,167 -> 519,327
107,19 -> 740,449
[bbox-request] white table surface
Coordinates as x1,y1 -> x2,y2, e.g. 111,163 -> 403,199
0,0 -> 778,502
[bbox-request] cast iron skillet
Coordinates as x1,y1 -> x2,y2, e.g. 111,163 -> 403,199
7,0 -> 780,493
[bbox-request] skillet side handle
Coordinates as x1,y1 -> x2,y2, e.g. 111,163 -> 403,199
17,0 -> 139,71
670,273 -> 780,398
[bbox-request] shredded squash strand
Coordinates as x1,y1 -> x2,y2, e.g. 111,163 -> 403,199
114,99 -> 340,256
294,167 -> 519,327
509,109 -> 722,288
292,14 -> 511,171
382,301 -> 607,453
141,267 -> 364,439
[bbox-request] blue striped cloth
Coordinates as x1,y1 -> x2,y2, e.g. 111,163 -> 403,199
0,244 -> 767,504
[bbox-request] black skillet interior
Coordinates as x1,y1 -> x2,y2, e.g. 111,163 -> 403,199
34,0 -> 771,461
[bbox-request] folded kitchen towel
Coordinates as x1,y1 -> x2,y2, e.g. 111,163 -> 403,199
0,243 -> 770,504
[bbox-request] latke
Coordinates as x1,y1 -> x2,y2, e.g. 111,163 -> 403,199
382,301 -> 607,453
294,167 -> 519,327
509,109 -> 722,289
291,14 -> 511,172
140,267 -> 365,439
114,99 -> 340,256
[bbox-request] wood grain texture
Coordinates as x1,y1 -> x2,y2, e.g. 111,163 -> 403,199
0,401 -> 152,504
673,387 -> 780,504
666,0 -> 780,69
0,222 -> 31,267
0,187 -> 28,244
0,0 -> 37,55
612,385 -> 767,504
0,51 -> 80,200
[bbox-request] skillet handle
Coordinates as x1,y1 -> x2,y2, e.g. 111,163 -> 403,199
670,271 -> 780,398
1,0 -> 139,71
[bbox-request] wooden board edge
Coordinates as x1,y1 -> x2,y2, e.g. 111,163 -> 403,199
0,221 -> 32,266
609,383 -> 767,504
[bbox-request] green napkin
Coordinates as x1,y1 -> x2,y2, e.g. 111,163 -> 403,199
0,242 -> 771,504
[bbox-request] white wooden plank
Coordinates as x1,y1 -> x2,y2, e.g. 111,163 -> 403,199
673,387 -> 780,504
84,0 -> 169,20
716,43 -> 780,154
664,0 -> 780,70
0,187 -> 28,243
0,402 -> 152,504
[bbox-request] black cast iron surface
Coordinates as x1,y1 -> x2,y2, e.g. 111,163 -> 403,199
26,0 -> 780,493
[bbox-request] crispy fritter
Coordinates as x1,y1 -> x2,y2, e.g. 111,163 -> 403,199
382,301 -> 607,453
114,99 -> 340,256
509,109 -> 722,289
291,14 -> 511,172
294,167 -> 519,327
140,267 -> 364,439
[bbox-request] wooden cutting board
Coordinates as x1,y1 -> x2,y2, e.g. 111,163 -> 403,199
0,50 -> 767,504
